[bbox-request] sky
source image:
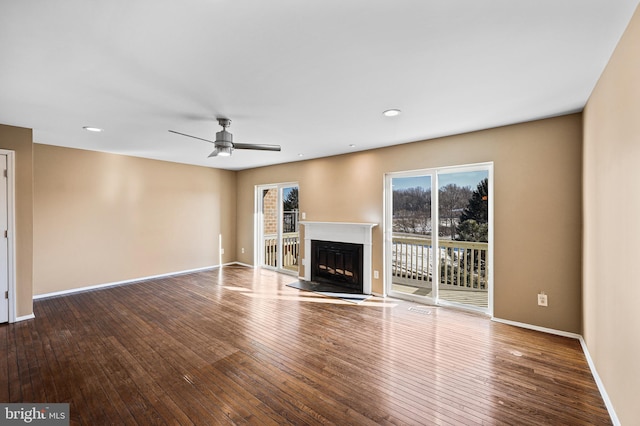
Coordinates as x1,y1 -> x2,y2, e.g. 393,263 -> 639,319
282,186 -> 298,207
392,170 -> 488,191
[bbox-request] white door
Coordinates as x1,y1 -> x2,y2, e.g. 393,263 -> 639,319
0,154 -> 9,322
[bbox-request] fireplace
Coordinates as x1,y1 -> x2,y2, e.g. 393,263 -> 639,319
300,221 -> 377,294
311,240 -> 363,291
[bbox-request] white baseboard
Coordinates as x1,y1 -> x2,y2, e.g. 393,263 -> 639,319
15,313 -> 35,322
491,317 -> 582,339
577,336 -> 621,426
33,265 -> 219,300
227,262 -> 254,268
492,317 -> 619,424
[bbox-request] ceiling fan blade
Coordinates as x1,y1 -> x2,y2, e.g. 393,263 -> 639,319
233,143 -> 281,152
168,130 -> 215,144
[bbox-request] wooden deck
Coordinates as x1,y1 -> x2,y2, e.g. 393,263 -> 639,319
391,283 -> 489,308
1,266 -> 610,424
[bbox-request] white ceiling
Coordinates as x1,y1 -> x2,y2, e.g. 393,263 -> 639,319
1,1 -> 638,170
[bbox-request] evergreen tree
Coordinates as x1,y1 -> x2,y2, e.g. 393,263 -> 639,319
456,219 -> 489,242
459,178 -> 488,224
457,178 -> 489,242
283,188 -> 299,211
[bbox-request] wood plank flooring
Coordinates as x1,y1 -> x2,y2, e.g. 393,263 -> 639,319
1,266 -> 611,425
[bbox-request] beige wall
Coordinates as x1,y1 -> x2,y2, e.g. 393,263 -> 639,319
0,124 -> 34,318
583,4 -> 640,424
237,114 -> 583,333
33,144 -> 236,295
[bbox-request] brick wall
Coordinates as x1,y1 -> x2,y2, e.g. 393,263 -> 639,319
263,188 -> 278,234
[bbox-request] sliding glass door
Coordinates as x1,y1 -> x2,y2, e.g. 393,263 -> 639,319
257,183 -> 300,274
437,169 -> 490,310
280,185 -> 300,273
386,164 -> 492,313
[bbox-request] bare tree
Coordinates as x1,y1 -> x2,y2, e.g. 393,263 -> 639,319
438,184 -> 472,239
393,187 -> 431,235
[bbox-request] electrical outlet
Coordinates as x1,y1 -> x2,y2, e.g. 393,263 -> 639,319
301,212 -> 306,220
373,270 -> 379,279
241,248 -> 245,254
220,248 -> 224,255
537,293 -> 548,307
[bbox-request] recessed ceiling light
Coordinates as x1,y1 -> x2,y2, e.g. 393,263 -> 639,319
349,144 -> 356,148
83,126 -> 103,132
383,109 -> 401,117
298,153 -> 304,157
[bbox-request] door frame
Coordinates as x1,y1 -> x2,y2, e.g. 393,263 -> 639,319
384,162 -> 494,315
0,149 -> 17,323
254,182 -> 299,275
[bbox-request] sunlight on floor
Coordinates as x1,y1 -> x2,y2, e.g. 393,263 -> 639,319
222,285 -> 398,307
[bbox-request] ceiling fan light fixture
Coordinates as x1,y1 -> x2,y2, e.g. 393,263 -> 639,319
209,145 -> 232,157
217,146 -> 232,157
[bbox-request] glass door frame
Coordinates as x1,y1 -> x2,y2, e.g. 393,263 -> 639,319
384,162 -> 494,315
255,182 -> 300,275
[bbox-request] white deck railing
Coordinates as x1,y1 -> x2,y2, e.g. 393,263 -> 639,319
392,235 -> 488,291
263,232 -> 300,270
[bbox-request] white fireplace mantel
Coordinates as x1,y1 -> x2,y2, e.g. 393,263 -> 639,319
300,221 -> 377,294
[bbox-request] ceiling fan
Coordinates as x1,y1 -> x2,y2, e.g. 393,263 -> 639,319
169,118 -> 281,157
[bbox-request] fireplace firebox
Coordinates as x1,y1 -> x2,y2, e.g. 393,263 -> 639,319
311,240 -> 363,292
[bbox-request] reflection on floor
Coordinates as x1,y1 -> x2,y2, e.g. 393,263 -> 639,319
287,280 -> 372,304
392,283 -> 488,308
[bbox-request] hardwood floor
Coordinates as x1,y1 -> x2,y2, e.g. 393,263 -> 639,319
1,266 -> 610,425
